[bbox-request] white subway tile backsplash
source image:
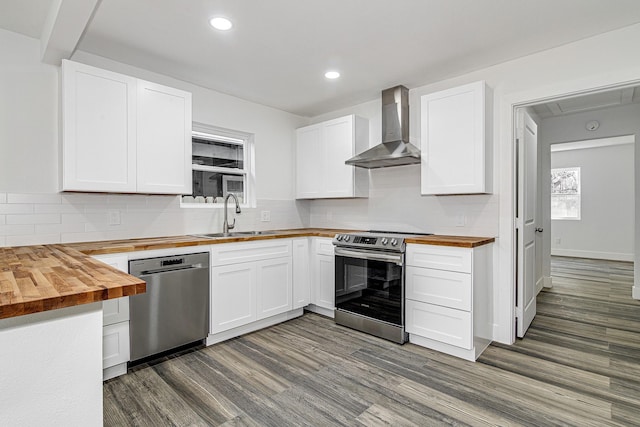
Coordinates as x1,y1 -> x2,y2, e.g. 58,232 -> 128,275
35,223 -> 86,234
7,193 -> 61,204
6,214 -> 60,225
35,204 -> 83,214
6,234 -> 60,246
0,204 -> 34,214
0,192 -> 306,246
0,224 -> 35,236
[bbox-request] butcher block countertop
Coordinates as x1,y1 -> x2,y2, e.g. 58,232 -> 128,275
0,228 -> 494,319
0,245 -> 145,320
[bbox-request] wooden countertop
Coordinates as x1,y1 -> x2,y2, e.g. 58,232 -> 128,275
0,228 -> 494,320
0,245 -> 145,320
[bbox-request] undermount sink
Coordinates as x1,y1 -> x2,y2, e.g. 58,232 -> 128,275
191,231 -> 276,239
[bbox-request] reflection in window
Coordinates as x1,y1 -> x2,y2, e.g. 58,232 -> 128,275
551,167 -> 580,220
182,124 -> 253,206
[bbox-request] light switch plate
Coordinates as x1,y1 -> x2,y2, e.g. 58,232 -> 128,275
260,210 -> 271,222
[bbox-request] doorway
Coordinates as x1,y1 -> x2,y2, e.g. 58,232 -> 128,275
514,87 -> 639,338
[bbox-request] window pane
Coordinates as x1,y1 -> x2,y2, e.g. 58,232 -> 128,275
551,194 -> 580,219
191,170 -> 244,203
192,138 -> 244,169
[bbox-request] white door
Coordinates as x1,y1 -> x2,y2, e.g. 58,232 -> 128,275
516,109 -> 538,337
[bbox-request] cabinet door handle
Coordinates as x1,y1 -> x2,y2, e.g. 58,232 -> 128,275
535,228 -> 543,233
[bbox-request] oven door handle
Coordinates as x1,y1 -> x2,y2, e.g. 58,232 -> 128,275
334,247 -> 403,265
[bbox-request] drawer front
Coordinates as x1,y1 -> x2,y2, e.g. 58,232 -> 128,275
314,238 -> 335,256
103,321 -> 130,368
406,244 -> 471,273
406,299 -> 472,349
103,297 -> 130,325
406,267 -> 471,310
211,239 -> 292,265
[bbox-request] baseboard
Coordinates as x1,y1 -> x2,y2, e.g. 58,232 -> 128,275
543,276 -> 553,288
535,277 -> 544,295
633,285 -> 640,300
551,248 -> 634,262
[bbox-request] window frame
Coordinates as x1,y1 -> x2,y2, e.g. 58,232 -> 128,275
181,122 -> 256,208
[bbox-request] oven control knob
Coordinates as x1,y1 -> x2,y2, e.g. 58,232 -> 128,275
336,235 -> 343,241
381,238 -> 388,245
344,235 -> 351,242
390,238 -> 398,246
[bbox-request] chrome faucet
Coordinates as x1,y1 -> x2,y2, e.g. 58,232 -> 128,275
223,193 -> 241,234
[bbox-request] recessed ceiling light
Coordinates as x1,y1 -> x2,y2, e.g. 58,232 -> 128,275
209,16 -> 233,31
325,71 -> 340,79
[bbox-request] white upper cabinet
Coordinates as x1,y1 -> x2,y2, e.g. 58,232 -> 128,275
420,81 -> 492,195
296,115 -> 369,199
62,60 -> 192,194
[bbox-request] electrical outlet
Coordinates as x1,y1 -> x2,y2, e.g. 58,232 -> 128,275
108,210 -> 121,226
455,214 -> 465,227
260,210 -> 271,222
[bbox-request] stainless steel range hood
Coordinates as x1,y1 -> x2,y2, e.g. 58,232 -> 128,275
346,85 -> 421,169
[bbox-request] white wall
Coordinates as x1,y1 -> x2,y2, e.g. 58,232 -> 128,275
550,142 -> 634,261
0,28 -> 310,247
307,23 -> 640,343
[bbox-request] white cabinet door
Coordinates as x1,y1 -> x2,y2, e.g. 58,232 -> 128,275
314,254 -> 335,310
323,116 -> 355,198
421,81 -> 490,195
256,257 -> 292,320
137,80 -> 192,194
103,321 -> 130,368
406,266 -> 472,311
62,60 -> 137,192
296,124 -> 323,199
292,238 -> 310,309
211,263 -> 256,333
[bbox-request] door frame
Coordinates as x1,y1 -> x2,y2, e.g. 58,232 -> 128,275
498,77 -> 640,345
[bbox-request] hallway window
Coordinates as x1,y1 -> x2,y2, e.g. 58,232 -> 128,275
551,167 -> 581,220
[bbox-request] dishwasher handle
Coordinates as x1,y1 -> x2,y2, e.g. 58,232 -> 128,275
137,263 -> 207,276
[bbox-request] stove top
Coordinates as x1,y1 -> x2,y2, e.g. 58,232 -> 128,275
332,230 -> 432,252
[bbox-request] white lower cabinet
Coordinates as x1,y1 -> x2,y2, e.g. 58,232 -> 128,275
307,237 -> 335,318
92,254 -> 131,380
405,243 -> 492,361
209,240 -> 295,339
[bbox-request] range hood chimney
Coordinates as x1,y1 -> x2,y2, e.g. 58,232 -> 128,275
345,85 -> 421,169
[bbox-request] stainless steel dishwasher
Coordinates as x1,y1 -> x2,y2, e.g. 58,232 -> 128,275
128,252 -> 209,362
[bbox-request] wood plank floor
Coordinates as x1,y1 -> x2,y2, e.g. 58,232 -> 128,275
104,256 -> 639,426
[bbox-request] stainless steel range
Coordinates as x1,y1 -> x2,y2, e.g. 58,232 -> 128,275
333,231 -> 431,344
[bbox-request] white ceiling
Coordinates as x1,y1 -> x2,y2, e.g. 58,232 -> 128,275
3,0 -> 640,117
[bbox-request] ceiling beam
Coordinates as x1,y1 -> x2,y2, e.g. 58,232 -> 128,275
40,0 -> 101,65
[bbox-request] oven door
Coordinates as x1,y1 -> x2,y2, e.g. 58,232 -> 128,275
334,247 -> 404,326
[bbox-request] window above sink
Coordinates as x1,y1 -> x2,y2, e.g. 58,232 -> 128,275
181,122 -> 256,208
